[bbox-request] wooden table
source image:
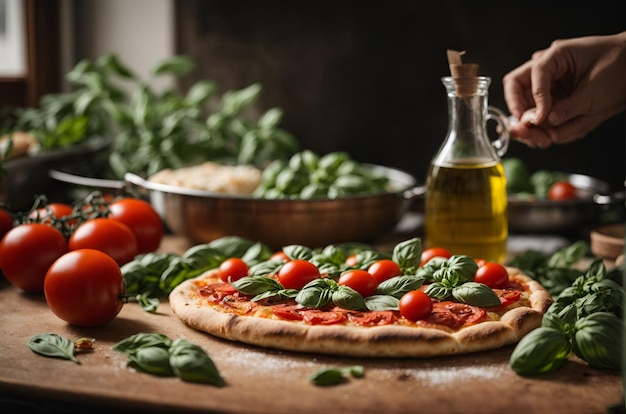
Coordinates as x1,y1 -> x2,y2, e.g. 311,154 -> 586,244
0,234 -> 623,414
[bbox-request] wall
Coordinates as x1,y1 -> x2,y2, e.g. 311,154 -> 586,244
72,0 -> 174,90
174,0 -> 625,191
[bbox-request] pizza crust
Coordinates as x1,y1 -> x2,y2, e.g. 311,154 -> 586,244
169,267 -> 552,358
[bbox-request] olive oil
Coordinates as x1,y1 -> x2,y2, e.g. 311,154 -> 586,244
425,160 -> 508,263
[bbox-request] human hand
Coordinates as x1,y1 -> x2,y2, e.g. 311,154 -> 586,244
503,31 -> 626,148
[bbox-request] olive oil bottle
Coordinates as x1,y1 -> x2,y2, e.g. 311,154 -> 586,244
424,75 -> 510,263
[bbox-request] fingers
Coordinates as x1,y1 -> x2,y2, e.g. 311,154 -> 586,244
503,60 -> 535,120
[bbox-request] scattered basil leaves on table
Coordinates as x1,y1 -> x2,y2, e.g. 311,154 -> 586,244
112,333 -> 224,386
310,365 -> 365,386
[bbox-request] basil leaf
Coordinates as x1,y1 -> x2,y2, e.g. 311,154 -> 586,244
309,368 -> 346,386
392,237 -> 422,273
135,293 -> 160,313
231,275 -> 283,296
376,275 -> 424,298
169,339 -> 225,386
283,245 -> 314,260
249,260 -> 284,277
452,282 -> 501,307
365,294 -> 400,311
112,333 -> 172,355
332,286 -> 367,311
509,327 -> 572,375
128,346 -> 173,376
296,286 -> 333,309
27,333 -> 80,364
424,282 -> 451,301
573,312 -> 622,370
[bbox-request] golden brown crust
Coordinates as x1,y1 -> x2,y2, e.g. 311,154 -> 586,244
169,267 -> 552,358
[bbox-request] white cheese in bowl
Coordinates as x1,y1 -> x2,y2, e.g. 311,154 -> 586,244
148,162 -> 262,195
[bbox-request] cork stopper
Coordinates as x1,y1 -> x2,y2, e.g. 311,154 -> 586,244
447,49 -> 479,96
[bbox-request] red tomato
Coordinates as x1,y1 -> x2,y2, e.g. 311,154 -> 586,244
548,181 -> 577,201
301,309 -> 346,325
0,208 -> 13,240
218,257 -> 249,282
29,202 -> 75,225
338,269 -> 378,297
474,262 -> 509,289
68,218 -> 138,266
420,247 -> 452,267
270,251 -> 290,262
107,198 -> 163,253
345,254 -> 358,267
44,249 -> 125,327
0,223 -> 67,292
367,259 -> 402,283
277,260 -> 321,290
399,290 -> 432,322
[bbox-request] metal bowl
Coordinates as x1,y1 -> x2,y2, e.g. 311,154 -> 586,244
507,173 -> 624,233
124,165 -> 421,249
50,164 -> 422,249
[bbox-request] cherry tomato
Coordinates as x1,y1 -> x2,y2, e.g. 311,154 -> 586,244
107,198 -> 163,253
69,218 -> 138,266
548,181 -> 577,201
218,257 -> 249,282
338,269 -> 378,297
367,259 -> 402,283
419,247 -> 452,267
277,259 -> 321,290
345,254 -> 358,267
270,251 -> 290,262
0,208 -> 13,240
0,223 -> 67,292
474,262 -> 509,289
44,249 -> 125,327
29,202 -> 75,225
399,290 -> 432,322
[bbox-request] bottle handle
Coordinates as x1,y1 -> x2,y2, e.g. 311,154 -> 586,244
487,106 -> 510,157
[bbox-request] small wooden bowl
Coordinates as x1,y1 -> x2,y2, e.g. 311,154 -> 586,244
590,223 -> 625,260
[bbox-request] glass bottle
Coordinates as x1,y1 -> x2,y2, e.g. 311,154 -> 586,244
424,76 -> 510,263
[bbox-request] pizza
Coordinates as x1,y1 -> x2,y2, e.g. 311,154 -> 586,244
169,239 -> 553,358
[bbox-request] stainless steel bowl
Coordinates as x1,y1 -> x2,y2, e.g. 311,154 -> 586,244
507,173 -> 624,233
123,165 -> 422,249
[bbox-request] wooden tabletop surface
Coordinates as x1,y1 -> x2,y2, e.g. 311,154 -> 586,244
0,234 -> 622,414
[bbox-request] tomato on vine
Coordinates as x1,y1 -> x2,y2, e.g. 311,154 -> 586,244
0,223 -> 68,292
44,249 -> 126,327
107,198 -> 163,253
29,202 -> 76,226
69,218 -> 138,266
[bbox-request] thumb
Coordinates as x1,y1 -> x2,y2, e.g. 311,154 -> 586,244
546,89 -> 592,126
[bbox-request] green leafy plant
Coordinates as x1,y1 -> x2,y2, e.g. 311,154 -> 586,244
4,54 -> 299,177
309,365 -> 364,386
509,259 -> 623,375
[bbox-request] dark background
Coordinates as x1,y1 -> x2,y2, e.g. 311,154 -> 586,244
174,0 -> 625,191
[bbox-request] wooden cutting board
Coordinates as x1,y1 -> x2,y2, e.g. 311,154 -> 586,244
0,236 -> 622,414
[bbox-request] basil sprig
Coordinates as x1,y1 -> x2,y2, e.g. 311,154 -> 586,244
510,259 -> 623,375
112,333 -> 224,386
421,255 -> 499,307
122,236 -> 273,311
